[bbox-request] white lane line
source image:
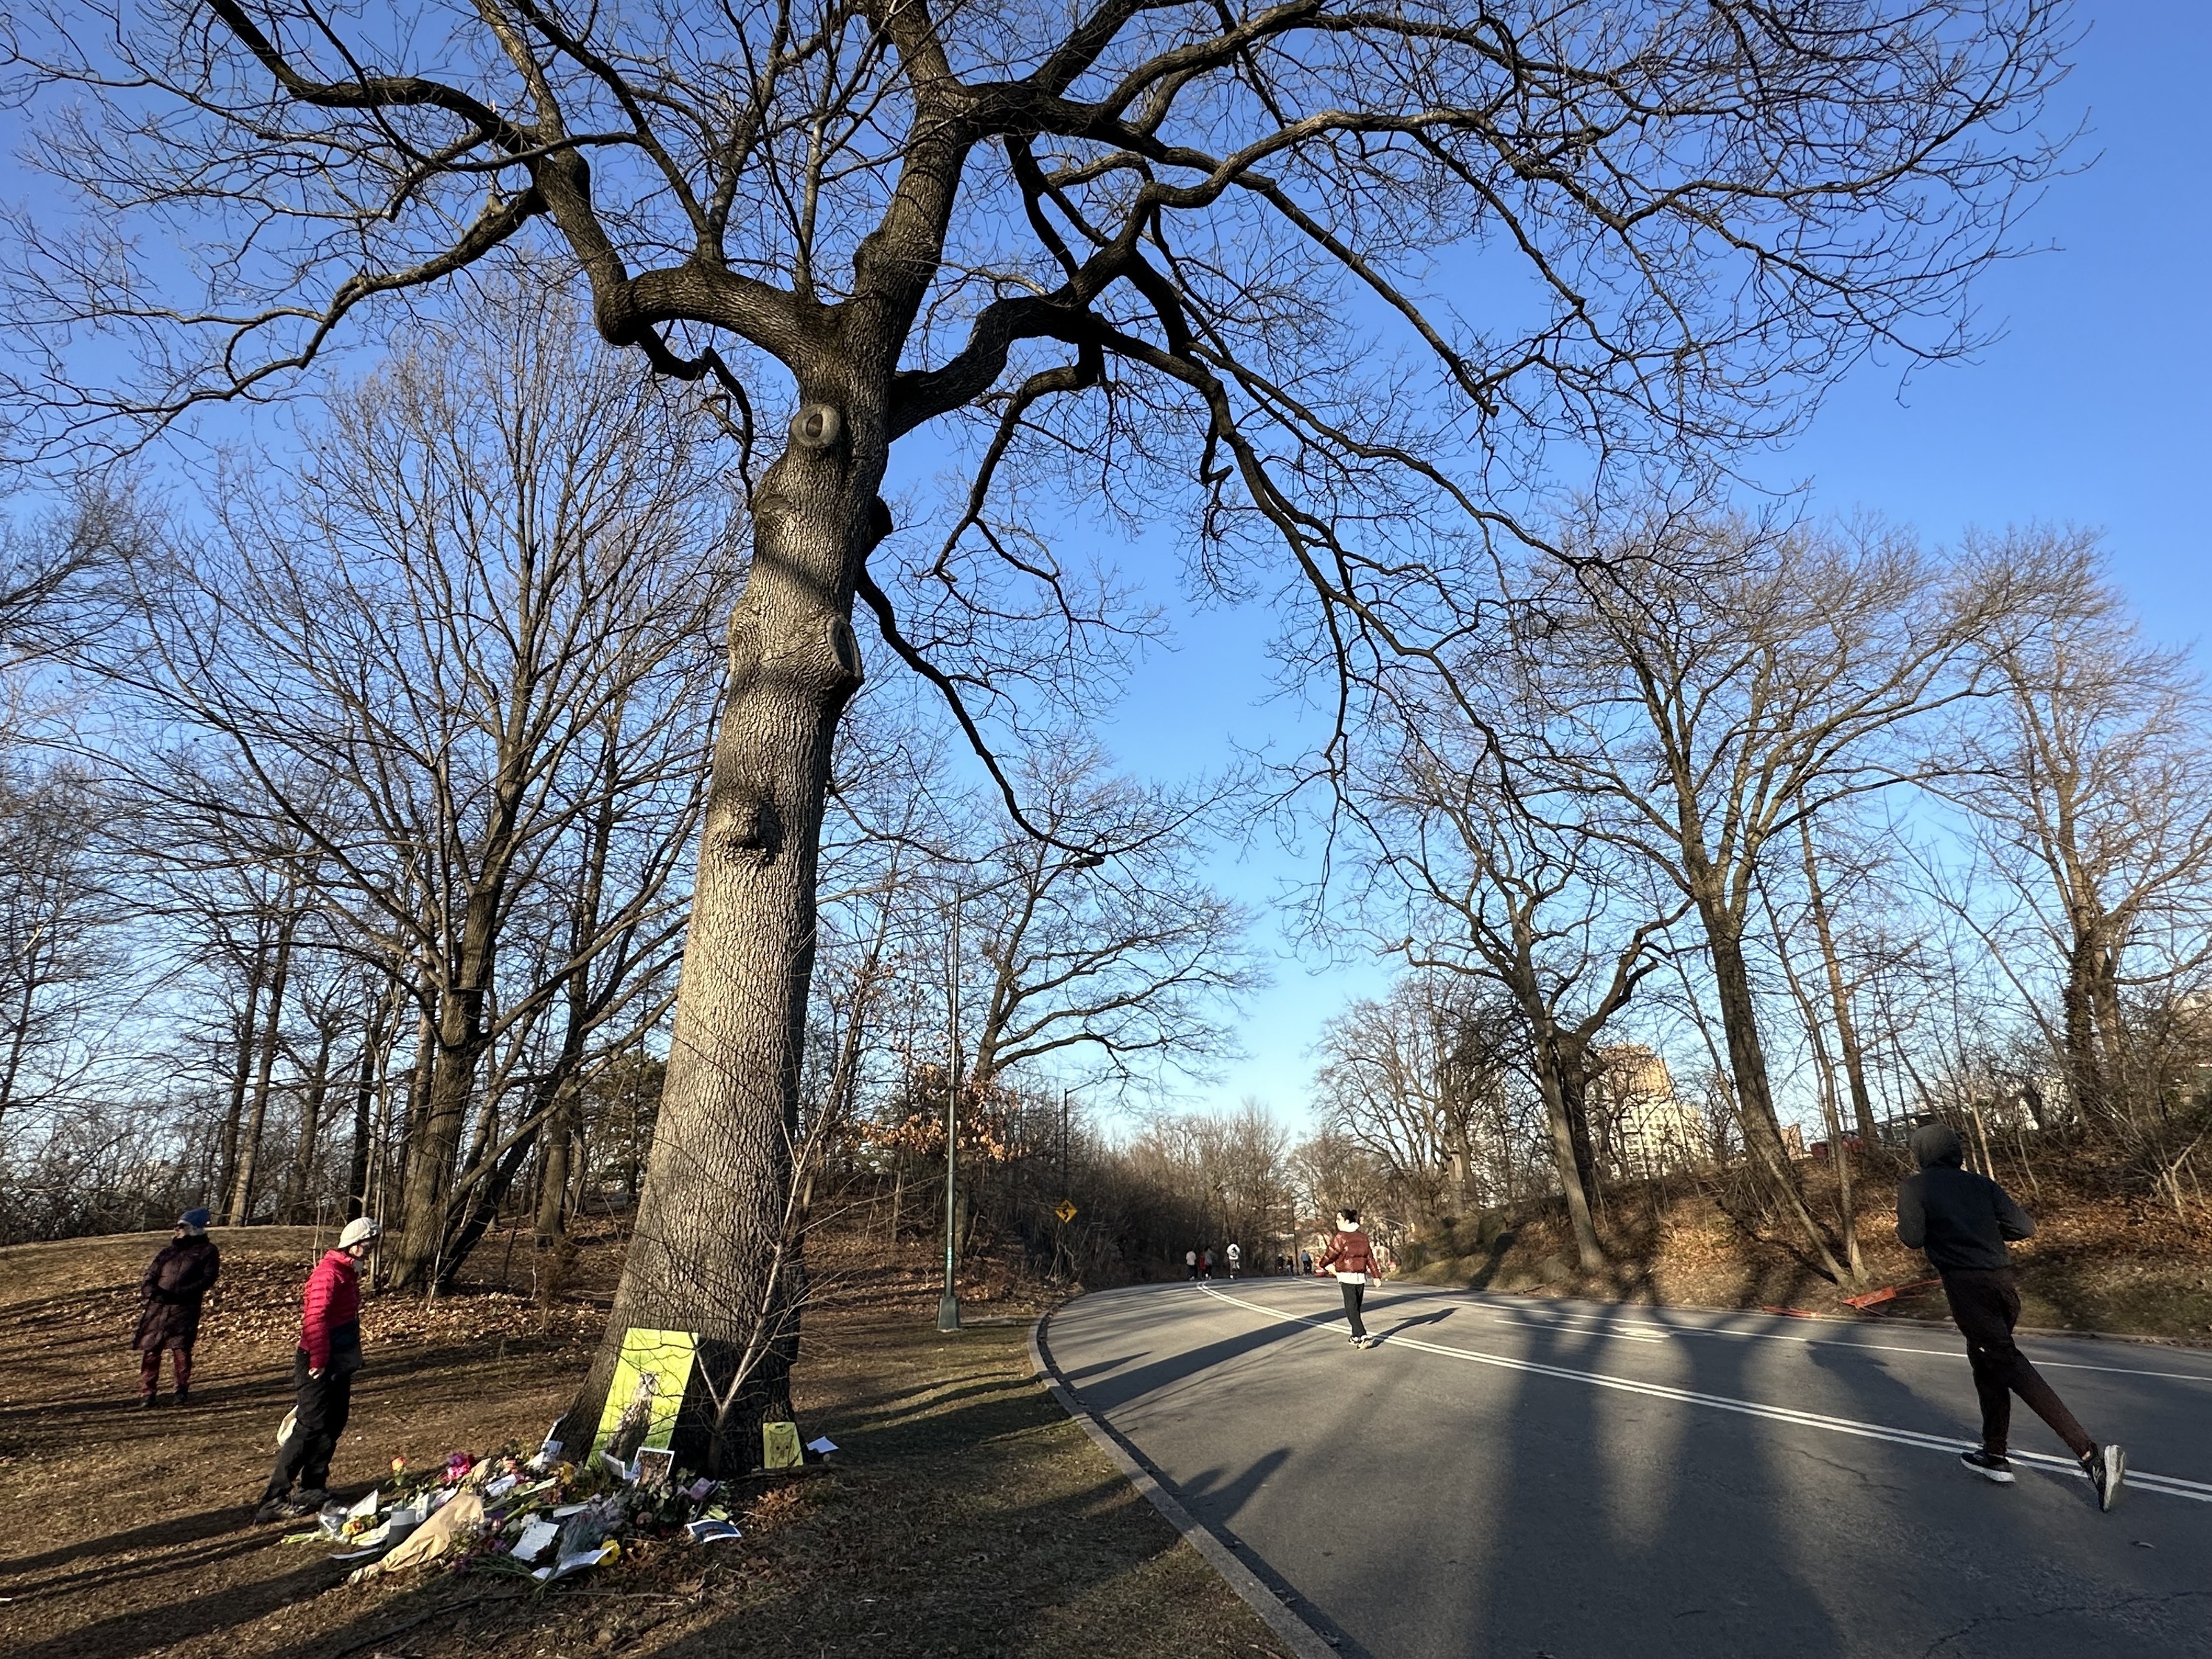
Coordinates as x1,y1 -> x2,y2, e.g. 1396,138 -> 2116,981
1201,1285 -> 2212,1504
1487,1312 -> 1663,1343
1444,1293 -> 2212,1385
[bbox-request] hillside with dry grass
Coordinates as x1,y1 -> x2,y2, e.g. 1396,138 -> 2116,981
1407,1150 -> 2212,1343
0,1222 -> 1287,1659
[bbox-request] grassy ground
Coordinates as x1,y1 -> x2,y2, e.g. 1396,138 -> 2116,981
0,1225 -> 1292,1659
1410,1152 -> 2212,1343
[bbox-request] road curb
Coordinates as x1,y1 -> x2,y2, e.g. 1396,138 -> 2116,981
1028,1302 -> 1339,1659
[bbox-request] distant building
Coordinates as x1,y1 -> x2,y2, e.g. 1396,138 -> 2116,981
1591,1046 -> 1710,1178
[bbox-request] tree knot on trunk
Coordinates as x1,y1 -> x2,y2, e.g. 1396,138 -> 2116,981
787,403 -> 843,453
717,776 -> 781,860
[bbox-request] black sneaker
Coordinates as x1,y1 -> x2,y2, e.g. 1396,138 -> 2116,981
2085,1444 -> 2126,1512
253,1495 -> 293,1524
1959,1449 -> 2014,1484
137,1395 -> 158,1411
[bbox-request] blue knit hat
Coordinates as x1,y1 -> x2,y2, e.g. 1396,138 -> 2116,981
178,1208 -> 212,1231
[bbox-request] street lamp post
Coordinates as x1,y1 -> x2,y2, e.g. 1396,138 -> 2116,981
938,849 -> 1103,1334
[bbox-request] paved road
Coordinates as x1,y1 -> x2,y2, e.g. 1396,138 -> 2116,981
1042,1279 -> 2212,1658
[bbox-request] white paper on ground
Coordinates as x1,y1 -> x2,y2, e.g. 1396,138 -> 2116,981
428,1486 -> 458,1512
510,1518 -> 559,1562
484,1473 -> 518,1499
349,1488 -> 380,1520
529,1427 -> 563,1470
805,1437 -> 838,1455
534,1541 -> 619,1582
684,1519 -> 742,1544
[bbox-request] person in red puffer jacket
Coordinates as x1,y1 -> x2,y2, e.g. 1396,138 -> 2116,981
255,1217 -> 379,1522
1319,1208 -> 1382,1346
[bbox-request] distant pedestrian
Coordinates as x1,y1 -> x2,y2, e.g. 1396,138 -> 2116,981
134,1208 -> 220,1408
1186,1248 -> 1198,1281
1200,1248 -> 1213,1279
1897,1124 -> 2125,1509
1226,1242 -> 1241,1279
1299,1248 -> 1312,1276
256,1217 -> 380,1523
1320,1209 -> 1381,1346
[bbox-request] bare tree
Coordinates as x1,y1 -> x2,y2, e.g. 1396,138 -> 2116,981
959,741 -> 1263,1096
1343,694 -> 1687,1271
73,290 -> 731,1284
0,762 -> 128,1136
1939,529 -> 2212,1134
1503,512 -> 2025,1283
1310,975 -> 1526,1224
4,0 -> 2074,1464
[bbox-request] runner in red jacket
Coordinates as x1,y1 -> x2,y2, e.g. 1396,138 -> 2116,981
256,1217 -> 379,1522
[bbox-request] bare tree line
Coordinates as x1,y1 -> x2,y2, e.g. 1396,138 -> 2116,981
1,0 -> 2082,1466
1305,512 -> 2212,1287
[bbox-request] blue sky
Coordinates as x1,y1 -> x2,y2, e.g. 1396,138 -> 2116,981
1096,3 -> 2212,1133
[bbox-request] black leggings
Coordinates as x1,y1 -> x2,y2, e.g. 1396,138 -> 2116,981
265,1349 -> 355,1498
1941,1268 -> 2092,1459
1340,1279 -> 1368,1338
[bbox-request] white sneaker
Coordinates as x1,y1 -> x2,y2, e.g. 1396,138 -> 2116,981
2087,1444 -> 2126,1512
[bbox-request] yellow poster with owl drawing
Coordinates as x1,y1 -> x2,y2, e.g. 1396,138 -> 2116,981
589,1328 -> 698,1470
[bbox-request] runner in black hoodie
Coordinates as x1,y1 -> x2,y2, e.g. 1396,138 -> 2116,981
1897,1123 -> 2126,1509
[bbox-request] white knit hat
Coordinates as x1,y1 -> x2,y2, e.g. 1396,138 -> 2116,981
338,1217 -> 382,1250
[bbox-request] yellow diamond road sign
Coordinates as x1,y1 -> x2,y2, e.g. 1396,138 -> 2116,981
1055,1199 -> 1078,1223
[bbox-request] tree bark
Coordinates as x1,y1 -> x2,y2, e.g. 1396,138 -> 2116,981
2061,925 -> 2108,1127
2088,945 -> 2132,1124
215,961 -> 265,1210
1702,914 -> 1850,1283
282,1025 -> 335,1222
535,1096 -> 577,1245
1798,819 -> 1882,1151
346,1032 -> 378,1221
389,980 -> 494,1287
1530,1022 -> 1605,1274
226,911 -> 295,1225
554,420 -> 872,1475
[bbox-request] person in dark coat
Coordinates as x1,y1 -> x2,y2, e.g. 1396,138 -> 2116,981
135,1209 -> 220,1408
1897,1123 -> 2126,1509
256,1216 -> 379,1522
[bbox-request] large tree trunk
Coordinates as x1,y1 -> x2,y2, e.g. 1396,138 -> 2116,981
389,987 -> 493,1287
1702,914 -> 1850,1284
1529,1023 -> 1605,1274
2088,944 -> 2132,1125
1555,1048 -> 1602,1203
2060,922 -> 2107,1127
554,421 -> 872,1476
535,1096 -> 576,1245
